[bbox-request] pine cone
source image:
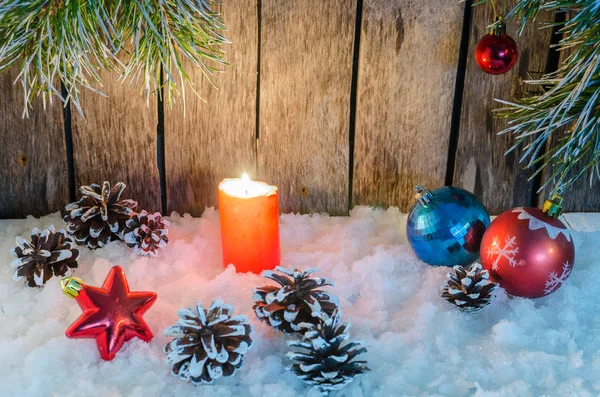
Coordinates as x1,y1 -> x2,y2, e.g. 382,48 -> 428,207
63,182 -> 138,249
164,299 -> 253,385
441,263 -> 497,313
11,225 -> 79,287
287,310 -> 369,395
123,210 -> 169,257
253,267 -> 339,334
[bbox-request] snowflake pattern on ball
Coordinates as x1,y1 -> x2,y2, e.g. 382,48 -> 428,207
487,235 -> 519,271
512,208 -> 572,242
544,262 -> 572,295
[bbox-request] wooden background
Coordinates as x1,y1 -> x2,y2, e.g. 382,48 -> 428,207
1,0 -> 599,219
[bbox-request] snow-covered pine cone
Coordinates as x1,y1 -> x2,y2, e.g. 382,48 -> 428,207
123,210 -> 169,257
63,182 -> 138,249
287,310 -> 369,395
441,263 -> 497,313
164,299 -> 253,385
11,225 -> 79,287
253,267 -> 339,334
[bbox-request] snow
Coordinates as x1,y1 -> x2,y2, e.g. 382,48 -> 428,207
0,207 -> 599,396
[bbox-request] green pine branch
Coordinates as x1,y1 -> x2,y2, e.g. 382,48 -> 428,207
476,0 -> 600,195
0,0 -> 228,116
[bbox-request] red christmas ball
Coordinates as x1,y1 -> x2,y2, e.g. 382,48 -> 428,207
480,207 -> 575,298
475,31 -> 518,75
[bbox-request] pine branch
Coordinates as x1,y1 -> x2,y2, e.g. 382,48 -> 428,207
116,0 -> 228,109
0,0 -> 227,116
0,0 -> 120,116
477,0 -> 600,195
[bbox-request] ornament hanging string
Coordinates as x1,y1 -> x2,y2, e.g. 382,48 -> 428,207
490,0 -> 498,19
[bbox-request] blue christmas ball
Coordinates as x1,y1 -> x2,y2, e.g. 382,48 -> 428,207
406,185 -> 490,267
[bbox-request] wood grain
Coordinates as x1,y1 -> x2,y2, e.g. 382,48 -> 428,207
71,72 -> 160,212
3,3 -> 599,218
0,66 -> 69,218
258,0 -> 356,215
352,0 -> 464,212
164,0 -> 258,216
453,7 -> 554,214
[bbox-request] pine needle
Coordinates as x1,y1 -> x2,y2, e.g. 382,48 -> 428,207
0,0 -> 227,116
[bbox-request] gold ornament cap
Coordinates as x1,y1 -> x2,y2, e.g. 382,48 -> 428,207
61,276 -> 84,299
542,194 -> 564,219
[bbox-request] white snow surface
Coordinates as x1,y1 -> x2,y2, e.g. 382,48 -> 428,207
1,207 -> 599,397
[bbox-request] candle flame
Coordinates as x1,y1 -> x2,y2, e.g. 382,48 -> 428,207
220,174 -> 276,198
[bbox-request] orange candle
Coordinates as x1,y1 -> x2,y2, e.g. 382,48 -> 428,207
218,174 -> 280,273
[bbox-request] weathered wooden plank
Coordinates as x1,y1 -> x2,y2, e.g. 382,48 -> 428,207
258,0 -> 356,215
353,0 -> 464,212
165,0 -> 258,216
453,6 -> 554,214
71,72 -> 160,212
0,67 -> 69,218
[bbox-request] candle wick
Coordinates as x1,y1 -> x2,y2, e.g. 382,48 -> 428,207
245,188 -> 248,196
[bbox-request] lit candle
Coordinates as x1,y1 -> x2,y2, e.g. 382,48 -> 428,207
218,174 -> 280,273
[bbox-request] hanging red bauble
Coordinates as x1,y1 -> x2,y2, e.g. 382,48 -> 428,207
61,266 -> 157,361
480,196 -> 575,298
475,19 -> 518,75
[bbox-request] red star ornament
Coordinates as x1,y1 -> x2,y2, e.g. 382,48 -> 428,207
64,266 -> 157,361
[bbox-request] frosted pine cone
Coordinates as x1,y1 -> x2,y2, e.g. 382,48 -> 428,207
11,225 -> 79,287
441,263 -> 497,313
123,210 -> 169,257
164,299 -> 253,385
253,267 -> 339,334
287,310 -> 369,395
63,182 -> 138,249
